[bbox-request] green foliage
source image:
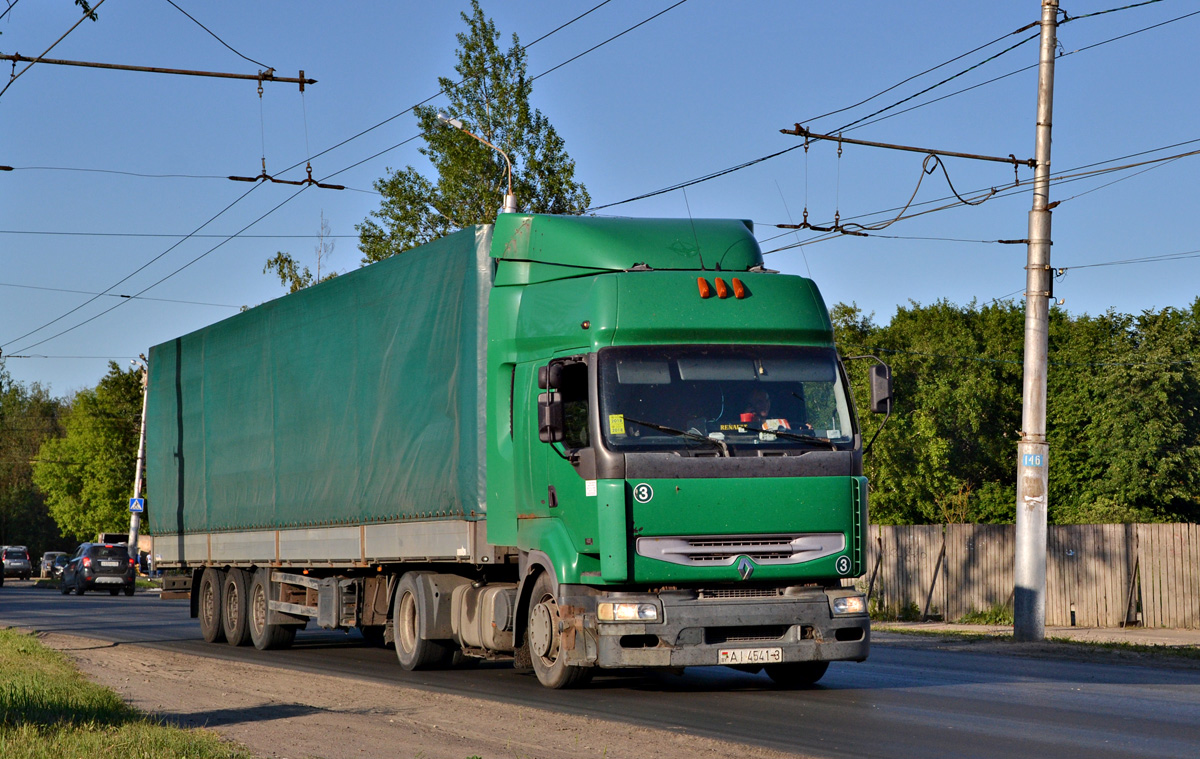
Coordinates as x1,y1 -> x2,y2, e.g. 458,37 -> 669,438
0,629 -> 247,758
836,297 -> 1200,525
869,599 -> 922,622
357,0 -> 589,263
264,212 -> 339,294
32,363 -> 142,542
0,362 -> 67,558
957,604 -> 1015,625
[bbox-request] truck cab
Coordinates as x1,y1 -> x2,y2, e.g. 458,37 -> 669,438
485,214 -> 882,686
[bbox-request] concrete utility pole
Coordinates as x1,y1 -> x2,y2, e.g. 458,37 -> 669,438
1014,0 -> 1059,642
127,360 -> 149,558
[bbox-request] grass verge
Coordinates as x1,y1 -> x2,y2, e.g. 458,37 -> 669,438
0,628 -> 248,758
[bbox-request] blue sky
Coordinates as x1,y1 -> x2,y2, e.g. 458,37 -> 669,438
2,0 -> 1197,394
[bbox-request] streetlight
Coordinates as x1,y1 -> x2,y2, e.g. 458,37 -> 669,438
436,112 -> 518,214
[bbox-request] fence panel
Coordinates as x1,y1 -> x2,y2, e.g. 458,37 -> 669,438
863,523 -> 1195,629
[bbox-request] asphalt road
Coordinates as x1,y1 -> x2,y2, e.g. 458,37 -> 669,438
2,581 -> 1198,759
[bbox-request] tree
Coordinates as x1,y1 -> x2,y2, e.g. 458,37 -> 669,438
0,361 -> 68,559
32,363 -> 142,542
835,297 -> 1200,526
264,211 -> 339,294
356,0 -> 590,264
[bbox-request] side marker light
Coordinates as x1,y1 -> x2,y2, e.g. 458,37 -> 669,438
697,278 -> 712,299
732,278 -> 747,299
714,277 -> 729,299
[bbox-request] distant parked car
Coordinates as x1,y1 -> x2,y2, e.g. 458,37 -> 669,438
60,543 -> 136,596
40,551 -> 68,578
51,554 -> 71,580
2,546 -> 32,580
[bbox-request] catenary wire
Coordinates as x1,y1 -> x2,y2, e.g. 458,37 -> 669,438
3,3 -> 673,351
0,182 -> 260,350
0,281 -> 239,308
0,0 -> 107,100
163,0 -> 271,71
591,4 -> 1199,211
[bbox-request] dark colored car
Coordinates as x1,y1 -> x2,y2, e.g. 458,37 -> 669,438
2,546 -> 32,580
52,554 -> 71,580
40,551 -> 68,578
60,543 -> 136,596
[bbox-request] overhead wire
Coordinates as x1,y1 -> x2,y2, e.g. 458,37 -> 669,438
0,281 -> 239,308
163,0 -> 271,71
0,0 -> 23,24
5,1 -> 674,353
9,185 -> 309,354
591,2 -> 1198,211
0,182 -> 261,350
0,0 -> 107,100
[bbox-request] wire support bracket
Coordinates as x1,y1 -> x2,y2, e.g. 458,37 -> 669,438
781,124 -> 1035,168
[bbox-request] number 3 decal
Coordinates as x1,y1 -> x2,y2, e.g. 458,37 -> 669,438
633,483 -> 654,504
836,556 -> 852,575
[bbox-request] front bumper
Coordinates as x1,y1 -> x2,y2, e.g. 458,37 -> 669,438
559,586 -> 869,669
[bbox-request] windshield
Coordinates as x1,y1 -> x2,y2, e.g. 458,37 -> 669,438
597,345 -> 856,455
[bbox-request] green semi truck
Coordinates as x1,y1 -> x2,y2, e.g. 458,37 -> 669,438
147,213 -> 889,689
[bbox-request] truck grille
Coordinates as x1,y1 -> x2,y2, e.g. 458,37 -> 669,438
636,533 -> 845,567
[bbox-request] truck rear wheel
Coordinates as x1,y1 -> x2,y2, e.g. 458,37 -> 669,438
765,661 -> 829,688
198,567 -> 226,643
248,568 -> 296,651
222,568 -> 253,647
527,573 -> 593,689
393,573 -> 453,670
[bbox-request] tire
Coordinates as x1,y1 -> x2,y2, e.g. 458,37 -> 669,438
60,579 -> 70,595
392,572 -> 454,670
248,568 -> 296,651
221,568 -> 253,647
527,572 -> 593,689
74,578 -> 85,595
764,661 -> 830,688
124,586 -> 135,597
198,567 -> 226,644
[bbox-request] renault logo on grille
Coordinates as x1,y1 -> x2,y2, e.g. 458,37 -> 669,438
736,556 -> 755,581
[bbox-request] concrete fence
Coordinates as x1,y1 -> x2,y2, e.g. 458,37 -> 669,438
852,523 -> 1199,629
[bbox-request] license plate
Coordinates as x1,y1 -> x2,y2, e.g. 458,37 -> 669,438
94,577 -> 124,584
100,560 -> 119,567
718,647 -> 783,665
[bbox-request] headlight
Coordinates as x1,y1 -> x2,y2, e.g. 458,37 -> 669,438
832,596 -> 866,615
597,602 -> 659,622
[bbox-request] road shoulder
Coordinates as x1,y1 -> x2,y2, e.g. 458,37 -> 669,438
35,630 -> 805,759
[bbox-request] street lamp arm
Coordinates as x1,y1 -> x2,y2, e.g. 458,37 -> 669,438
436,113 -> 517,213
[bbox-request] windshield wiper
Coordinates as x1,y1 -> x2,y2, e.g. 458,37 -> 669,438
744,427 -> 839,449
622,417 -> 729,457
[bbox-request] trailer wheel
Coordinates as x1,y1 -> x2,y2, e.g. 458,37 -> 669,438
248,568 -> 296,651
198,567 -> 226,643
527,573 -> 593,689
222,568 -> 253,647
764,661 -> 829,688
393,573 -> 453,670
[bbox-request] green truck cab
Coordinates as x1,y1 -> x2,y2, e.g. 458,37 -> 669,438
148,213 -> 888,689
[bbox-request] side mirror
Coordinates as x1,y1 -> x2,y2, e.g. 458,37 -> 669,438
538,392 -> 564,443
537,363 -> 565,390
869,363 -> 892,414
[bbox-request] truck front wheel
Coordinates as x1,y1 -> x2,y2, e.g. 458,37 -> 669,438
527,573 -> 593,689
393,573 -> 453,670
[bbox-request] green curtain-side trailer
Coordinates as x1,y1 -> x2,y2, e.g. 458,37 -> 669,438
147,214 -> 882,689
